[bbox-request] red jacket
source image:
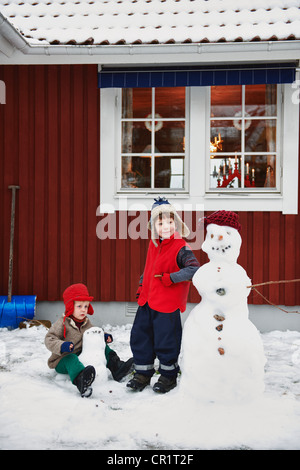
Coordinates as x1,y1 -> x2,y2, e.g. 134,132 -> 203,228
138,232 -> 190,313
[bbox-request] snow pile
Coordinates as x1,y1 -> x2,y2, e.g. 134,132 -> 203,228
80,327 -> 108,382
0,324 -> 299,450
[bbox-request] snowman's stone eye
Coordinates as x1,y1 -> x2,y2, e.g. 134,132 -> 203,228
211,234 -> 214,238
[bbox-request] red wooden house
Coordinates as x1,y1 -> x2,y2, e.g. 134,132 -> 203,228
0,1 -> 299,330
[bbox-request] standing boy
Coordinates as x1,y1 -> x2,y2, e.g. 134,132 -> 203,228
127,197 -> 200,394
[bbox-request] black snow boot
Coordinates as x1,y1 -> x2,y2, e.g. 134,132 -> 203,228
107,350 -> 134,382
153,375 -> 177,394
126,373 -> 151,392
73,365 -> 96,398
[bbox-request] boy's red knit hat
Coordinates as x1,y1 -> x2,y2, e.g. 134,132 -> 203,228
62,283 -> 94,337
202,210 -> 241,233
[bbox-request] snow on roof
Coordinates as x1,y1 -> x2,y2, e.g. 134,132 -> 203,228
0,0 -> 300,46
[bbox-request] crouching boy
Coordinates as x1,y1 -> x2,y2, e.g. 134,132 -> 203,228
45,283 -> 133,397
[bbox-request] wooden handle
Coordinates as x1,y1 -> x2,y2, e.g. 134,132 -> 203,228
7,185 -> 20,302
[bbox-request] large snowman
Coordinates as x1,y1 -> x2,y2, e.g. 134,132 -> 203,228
179,211 -> 266,403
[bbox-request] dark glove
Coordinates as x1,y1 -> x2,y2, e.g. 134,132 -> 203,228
61,341 -> 74,353
160,273 -> 173,287
104,333 -> 113,343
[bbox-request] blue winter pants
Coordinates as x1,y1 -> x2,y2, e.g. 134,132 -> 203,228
130,303 -> 182,378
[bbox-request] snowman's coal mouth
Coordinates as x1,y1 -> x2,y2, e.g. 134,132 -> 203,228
211,245 -> 231,253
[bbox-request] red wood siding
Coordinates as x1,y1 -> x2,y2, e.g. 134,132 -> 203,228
0,64 -> 100,301
0,64 -> 299,306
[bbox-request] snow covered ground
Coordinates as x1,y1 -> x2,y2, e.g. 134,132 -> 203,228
0,323 -> 300,450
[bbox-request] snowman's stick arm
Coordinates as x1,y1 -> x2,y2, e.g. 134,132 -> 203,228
154,277 -> 300,286
250,283 -> 300,315
247,278 -> 300,288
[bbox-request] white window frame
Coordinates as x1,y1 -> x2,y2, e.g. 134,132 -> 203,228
100,82 -> 299,214
118,87 -> 189,194
207,85 -> 281,193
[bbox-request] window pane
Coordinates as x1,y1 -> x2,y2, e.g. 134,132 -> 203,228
121,156 -> 151,188
121,87 -> 186,191
155,121 -> 185,153
211,120 -> 241,153
122,88 -> 152,119
245,119 -> 276,152
155,87 -> 185,118
211,85 -> 242,117
209,155 -> 241,189
209,84 -> 278,192
155,156 -> 184,188
244,155 -> 276,188
245,84 -> 277,117
122,121 -> 151,153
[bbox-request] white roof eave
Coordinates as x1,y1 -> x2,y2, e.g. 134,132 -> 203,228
0,13 -> 300,66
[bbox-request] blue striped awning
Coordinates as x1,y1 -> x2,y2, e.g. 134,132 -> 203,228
98,62 -> 296,88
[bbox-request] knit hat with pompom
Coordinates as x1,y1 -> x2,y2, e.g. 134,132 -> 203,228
201,210 -> 242,233
148,197 -> 190,246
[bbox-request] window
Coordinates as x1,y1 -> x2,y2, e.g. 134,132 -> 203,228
100,81 -> 298,214
120,87 -> 187,191
209,84 -> 279,191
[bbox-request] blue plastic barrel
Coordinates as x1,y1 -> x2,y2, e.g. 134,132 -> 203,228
0,295 -> 36,329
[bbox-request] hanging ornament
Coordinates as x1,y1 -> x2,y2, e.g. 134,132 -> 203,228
233,111 -> 251,131
145,113 -> 163,132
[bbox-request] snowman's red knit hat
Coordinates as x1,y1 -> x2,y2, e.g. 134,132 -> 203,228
62,283 -> 94,337
203,210 -> 242,233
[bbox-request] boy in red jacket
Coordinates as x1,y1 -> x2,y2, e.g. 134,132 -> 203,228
127,197 -> 200,394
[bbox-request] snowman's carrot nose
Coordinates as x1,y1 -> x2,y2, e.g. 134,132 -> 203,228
218,235 -> 223,241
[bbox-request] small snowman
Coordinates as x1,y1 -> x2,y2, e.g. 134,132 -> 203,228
79,327 -> 108,382
179,211 -> 266,403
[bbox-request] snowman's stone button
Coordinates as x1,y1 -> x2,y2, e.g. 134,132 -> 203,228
216,288 -> 226,296
216,324 -> 223,331
218,347 -> 225,355
214,314 -> 225,322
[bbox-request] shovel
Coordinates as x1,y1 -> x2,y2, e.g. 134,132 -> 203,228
0,185 -> 36,329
